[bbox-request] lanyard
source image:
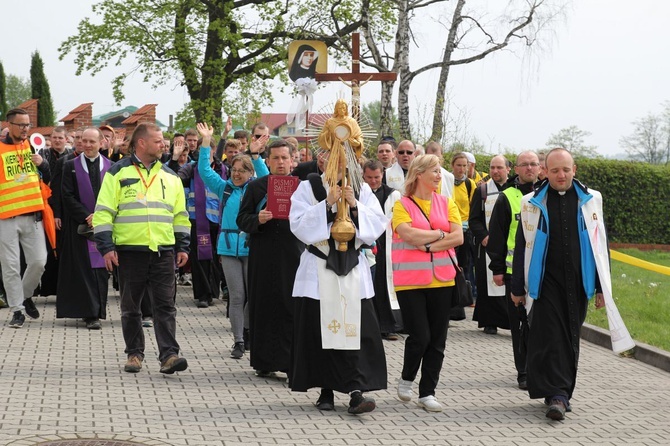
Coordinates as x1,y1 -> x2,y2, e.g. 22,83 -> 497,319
133,164 -> 158,192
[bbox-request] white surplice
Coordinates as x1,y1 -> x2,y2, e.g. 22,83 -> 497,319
290,178 -> 388,350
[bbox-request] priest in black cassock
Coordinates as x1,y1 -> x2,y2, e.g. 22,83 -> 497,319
236,139 -> 304,377
470,154 -> 512,335
56,127 -> 111,330
511,148 -> 609,421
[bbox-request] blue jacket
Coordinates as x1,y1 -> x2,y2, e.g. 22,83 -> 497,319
516,179 -> 598,301
197,146 -> 269,257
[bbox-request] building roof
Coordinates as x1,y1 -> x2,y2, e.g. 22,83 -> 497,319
122,104 -> 158,125
60,102 -> 94,122
257,113 -> 330,132
92,106 -> 138,124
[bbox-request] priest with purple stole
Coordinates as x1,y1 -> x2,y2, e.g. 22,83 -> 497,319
56,127 -> 112,329
168,142 -> 225,308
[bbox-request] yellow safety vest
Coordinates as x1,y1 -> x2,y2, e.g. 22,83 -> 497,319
0,140 -> 44,219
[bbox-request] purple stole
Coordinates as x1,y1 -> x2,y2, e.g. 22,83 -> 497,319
74,154 -> 111,268
193,164 -> 225,260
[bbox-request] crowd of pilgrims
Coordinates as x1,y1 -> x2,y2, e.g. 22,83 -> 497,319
0,119 -> 579,418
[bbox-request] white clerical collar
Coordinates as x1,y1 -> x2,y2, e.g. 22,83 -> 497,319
85,154 -> 100,162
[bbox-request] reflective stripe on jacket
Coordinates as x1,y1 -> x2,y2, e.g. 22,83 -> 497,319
392,193 -> 456,286
502,187 -> 522,274
93,156 -> 191,254
0,140 -> 44,218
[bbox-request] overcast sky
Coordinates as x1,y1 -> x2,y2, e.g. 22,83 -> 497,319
2,0 -> 668,157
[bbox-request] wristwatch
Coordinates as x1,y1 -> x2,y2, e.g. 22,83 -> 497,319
424,243 -> 431,253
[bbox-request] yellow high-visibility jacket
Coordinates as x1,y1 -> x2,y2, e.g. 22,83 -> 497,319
93,155 -> 190,255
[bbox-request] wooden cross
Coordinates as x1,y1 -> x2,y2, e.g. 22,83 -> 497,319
315,32 -> 397,122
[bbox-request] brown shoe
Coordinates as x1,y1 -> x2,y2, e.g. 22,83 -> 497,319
160,355 -> 188,374
124,355 -> 143,373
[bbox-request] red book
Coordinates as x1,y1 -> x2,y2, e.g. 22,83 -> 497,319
266,175 -> 300,220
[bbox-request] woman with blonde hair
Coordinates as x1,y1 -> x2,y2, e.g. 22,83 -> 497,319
391,154 -> 463,412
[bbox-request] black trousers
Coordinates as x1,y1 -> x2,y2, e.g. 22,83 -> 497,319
118,250 -> 180,362
397,286 -> 454,398
505,275 -> 527,381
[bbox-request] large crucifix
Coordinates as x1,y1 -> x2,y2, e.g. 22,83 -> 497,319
315,32 -> 397,122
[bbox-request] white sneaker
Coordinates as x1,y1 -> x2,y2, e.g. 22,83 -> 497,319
417,395 -> 443,412
397,379 -> 413,402
182,273 -> 192,286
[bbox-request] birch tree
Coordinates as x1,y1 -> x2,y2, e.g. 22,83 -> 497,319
360,0 -> 565,142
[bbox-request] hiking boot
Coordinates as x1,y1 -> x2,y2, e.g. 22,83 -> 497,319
9,311 -> 25,328
160,355 -> 188,374
124,355 -> 143,373
348,391 -> 376,414
544,397 -> 572,412
230,342 -> 245,359
545,399 -> 566,421
23,298 -> 40,319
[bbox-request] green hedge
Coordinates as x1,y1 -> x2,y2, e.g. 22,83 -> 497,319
466,155 -> 670,244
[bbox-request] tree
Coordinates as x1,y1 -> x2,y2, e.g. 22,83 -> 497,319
5,74 -> 31,109
361,100 -> 400,139
546,125 -> 600,158
30,51 -> 56,126
0,62 -> 7,119
59,0 -> 370,132
620,104 -> 670,165
360,0 -> 564,141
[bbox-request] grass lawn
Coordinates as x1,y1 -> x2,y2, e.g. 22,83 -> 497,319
586,248 -> 670,352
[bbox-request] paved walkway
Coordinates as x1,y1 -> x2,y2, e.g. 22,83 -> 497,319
1,285 -> 668,446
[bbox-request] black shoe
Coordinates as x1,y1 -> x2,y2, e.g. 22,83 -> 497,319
85,318 -> 102,330
23,298 -> 40,319
348,391 -> 376,414
382,332 -> 400,341
483,326 -> 497,335
230,342 -> 245,359
516,375 -> 528,390
9,311 -> 25,328
255,370 -> 272,377
544,397 -> 571,412
196,300 -> 209,308
316,389 -> 335,411
545,399 -> 566,421
243,328 -> 251,351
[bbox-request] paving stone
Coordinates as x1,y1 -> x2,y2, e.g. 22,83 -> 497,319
0,287 -> 668,445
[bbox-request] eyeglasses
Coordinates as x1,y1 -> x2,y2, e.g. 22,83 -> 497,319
9,122 -> 31,129
397,150 -> 413,155
231,168 -> 250,174
517,162 -> 540,168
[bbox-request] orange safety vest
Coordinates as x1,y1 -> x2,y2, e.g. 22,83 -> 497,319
0,140 -> 44,219
391,193 -> 456,286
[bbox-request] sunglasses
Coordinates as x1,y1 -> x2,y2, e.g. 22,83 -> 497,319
397,150 -> 413,155
253,134 -> 265,139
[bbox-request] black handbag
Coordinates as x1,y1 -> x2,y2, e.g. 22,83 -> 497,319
448,251 -> 474,307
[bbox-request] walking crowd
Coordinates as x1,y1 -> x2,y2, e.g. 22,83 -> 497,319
0,103 -> 613,421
